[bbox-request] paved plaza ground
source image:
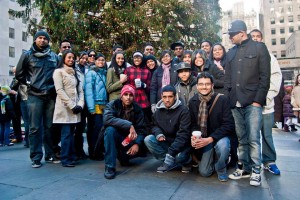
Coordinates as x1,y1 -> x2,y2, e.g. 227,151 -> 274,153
1,128 -> 300,200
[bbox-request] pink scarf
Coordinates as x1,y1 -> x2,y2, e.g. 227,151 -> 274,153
162,63 -> 171,88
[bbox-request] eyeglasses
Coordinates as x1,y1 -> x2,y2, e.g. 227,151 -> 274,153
62,46 -> 71,49
229,32 -> 241,38
89,54 -> 96,57
197,83 -> 212,87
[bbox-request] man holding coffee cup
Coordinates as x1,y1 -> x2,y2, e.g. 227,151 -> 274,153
189,72 -> 235,182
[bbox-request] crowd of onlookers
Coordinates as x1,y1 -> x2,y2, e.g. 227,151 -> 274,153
1,19 -> 300,187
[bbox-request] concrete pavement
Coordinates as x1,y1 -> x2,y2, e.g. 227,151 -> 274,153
1,128 -> 300,200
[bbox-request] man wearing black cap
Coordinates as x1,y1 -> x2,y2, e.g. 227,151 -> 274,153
224,20 -> 271,186
170,41 -> 185,66
16,30 -> 60,168
174,62 -> 198,106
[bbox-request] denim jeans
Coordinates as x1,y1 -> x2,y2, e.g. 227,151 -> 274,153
144,135 -> 191,165
198,137 -> 231,177
104,126 -> 143,169
87,113 -> 103,156
261,112 -> 277,165
27,95 -> 55,161
231,105 -> 262,172
0,121 -> 11,145
20,100 -> 29,145
60,124 -> 76,166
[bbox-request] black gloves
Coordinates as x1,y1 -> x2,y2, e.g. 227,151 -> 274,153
72,105 -> 82,114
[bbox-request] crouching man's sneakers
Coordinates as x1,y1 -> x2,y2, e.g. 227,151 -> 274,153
104,167 -> 116,179
250,167 -> 261,186
157,154 -> 177,173
264,163 -> 280,175
229,168 -> 251,180
32,160 -> 42,168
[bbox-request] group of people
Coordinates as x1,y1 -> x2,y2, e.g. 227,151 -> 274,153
0,19 -> 289,187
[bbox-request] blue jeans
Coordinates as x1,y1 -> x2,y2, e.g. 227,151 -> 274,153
27,95 -> 55,161
144,135 -> 190,165
0,121 -> 11,145
87,113 -> 103,156
198,137 -> 231,177
60,124 -> 76,166
104,126 -> 143,169
20,100 -> 29,145
261,112 -> 277,165
231,105 -> 262,172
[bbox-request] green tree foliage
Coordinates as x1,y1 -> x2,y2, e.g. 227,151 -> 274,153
11,0 -> 221,57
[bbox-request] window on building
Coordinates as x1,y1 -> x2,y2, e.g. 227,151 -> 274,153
9,46 -> 15,57
270,0 -> 274,3
270,8 -> 275,15
288,6 -> 293,12
22,32 -> 27,42
272,39 -> 276,45
281,50 -> 286,57
271,18 -> 275,24
22,17 -> 27,24
272,51 -> 277,58
289,26 -> 294,32
9,28 -> 15,39
280,38 -> 285,44
280,28 -> 285,33
288,16 -> 294,22
9,65 -> 14,76
9,9 -> 15,20
298,25 -> 300,30
32,18 -> 37,24
280,16 -> 284,23
271,28 -> 276,34
279,7 -> 284,13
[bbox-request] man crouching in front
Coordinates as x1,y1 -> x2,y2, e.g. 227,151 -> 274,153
103,85 -> 147,179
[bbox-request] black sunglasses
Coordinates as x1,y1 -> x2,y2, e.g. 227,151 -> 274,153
89,54 -> 96,57
229,32 -> 241,38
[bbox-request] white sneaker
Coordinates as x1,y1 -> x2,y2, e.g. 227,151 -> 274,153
229,168 -> 251,180
250,169 -> 261,186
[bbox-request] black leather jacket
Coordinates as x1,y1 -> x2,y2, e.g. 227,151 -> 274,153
16,44 -> 59,97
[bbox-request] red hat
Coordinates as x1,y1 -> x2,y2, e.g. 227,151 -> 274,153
121,85 -> 135,98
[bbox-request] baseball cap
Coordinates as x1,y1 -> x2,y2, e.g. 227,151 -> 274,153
226,20 -> 247,34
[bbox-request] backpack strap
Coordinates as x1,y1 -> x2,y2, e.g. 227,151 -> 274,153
209,93 -> 223,115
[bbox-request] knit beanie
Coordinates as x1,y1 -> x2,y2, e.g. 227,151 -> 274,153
34,30 -> 50,41
121,85 -> 135,98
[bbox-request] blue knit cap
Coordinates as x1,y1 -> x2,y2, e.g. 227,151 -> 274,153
34,30 -> 50,41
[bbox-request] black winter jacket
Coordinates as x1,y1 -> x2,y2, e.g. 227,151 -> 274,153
224,37 -> 270,108
103,99 -> 146,146
15,44 -> 59,97
152,98 -> 191,157
188,93 -> 235,142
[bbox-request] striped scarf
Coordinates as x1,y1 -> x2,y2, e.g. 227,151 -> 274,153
1,95 -> 9,114
198,92 -> 214,137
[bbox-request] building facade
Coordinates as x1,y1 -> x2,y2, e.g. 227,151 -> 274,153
0,0 -> 40,85
260,0 -> 300,59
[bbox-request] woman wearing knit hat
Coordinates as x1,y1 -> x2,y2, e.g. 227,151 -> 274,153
84,53 -> 108,160
0,86 -> 16,147
124,51 -> 152,132
145,54 -> 158,76
106,51 -> 128,101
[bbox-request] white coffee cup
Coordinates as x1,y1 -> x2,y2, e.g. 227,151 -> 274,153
120,74 -> 126,79
192,131 -> 202,139
135,78 -> 141,88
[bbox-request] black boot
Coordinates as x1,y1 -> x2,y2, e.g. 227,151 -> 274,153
284,124 -> 290,132
290,125 -> 298,132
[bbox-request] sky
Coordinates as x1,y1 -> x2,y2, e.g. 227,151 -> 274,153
219,0 -> 259,12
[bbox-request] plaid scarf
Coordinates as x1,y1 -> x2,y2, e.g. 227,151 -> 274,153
198,92 -> 214,137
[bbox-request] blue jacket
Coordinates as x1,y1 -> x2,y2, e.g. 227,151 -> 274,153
84,66 -> 108,113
